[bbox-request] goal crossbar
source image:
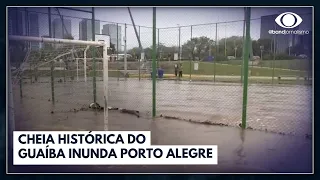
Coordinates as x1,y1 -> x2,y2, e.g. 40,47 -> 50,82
8,35 -> 109,131
9,35 -> 105,46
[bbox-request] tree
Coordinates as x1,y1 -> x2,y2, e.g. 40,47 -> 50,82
127,43 -> 177,60
108,43 -> 116,55
218,36 -> 244,58
128,47 -> 142,59
144,47 -> 153,59
157,44 -> 177,60
182,36 -> 214,61
257,38 -> 272,53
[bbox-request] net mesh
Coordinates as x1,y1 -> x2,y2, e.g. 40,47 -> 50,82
10,40 -> 105,119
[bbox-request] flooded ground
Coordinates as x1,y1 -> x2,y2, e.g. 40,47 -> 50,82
9,78 -> 312,173
15,77 -> 311,136
11,97 -> 312,173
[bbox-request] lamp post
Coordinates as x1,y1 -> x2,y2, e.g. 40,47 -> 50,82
177,24 -> 181,62
288,45 -> 292,56
260,45 -> 264,61
209,40 -> 214,57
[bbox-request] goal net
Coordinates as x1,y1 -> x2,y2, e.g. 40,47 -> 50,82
8,35 -> 110,131
74,58 -> 104,82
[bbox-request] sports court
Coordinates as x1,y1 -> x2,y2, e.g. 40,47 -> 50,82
8,7 -> 313,173
13,76 -> 312,137
12,79 -> 312,173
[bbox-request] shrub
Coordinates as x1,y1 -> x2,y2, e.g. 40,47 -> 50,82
275,53 -> 296,60
214,55 -> 228,61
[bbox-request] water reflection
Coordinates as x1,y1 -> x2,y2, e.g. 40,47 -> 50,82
235,128 -> 246,165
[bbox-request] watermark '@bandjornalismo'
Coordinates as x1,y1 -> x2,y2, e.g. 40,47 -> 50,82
268,12 -> 310,35
268,29 -> 309,35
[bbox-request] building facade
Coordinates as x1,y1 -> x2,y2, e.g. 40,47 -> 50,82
8,8 -> 24,36
8,9 -> 40,49
52,18 -> 72,39
28,13 -> 40,49
79,19 -> 100,41
102,24 -> 122,51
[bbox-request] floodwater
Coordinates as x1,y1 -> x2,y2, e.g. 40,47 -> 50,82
13,77 -> 312,136
9,78 -> 312,173
11,97 -> 312,173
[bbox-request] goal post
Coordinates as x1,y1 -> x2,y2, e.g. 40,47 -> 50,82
75,58 -> 104,83
8,35 -> 110,131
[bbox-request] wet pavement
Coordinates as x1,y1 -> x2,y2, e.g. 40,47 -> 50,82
11,94 -> 312,173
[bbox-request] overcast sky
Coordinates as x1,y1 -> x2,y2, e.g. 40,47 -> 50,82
13,7 -> 312,49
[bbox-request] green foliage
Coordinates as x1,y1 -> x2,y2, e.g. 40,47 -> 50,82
182,36 -> 214,61
218,36 -> 244,57
275,53 -> 296,60
126,35 -> 304,62
214,55 -> 228,61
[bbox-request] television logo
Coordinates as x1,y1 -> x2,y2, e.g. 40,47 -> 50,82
275,12 -> 303,29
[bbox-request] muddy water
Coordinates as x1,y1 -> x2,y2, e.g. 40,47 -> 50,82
107,79 -> 311,136
11,82 -> 312,173
14,78 -> 312,136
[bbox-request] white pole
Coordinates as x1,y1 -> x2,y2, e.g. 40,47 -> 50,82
84,45 -> 90,82
76,58 -> 79,82
103,43 -> 108,131
124,24 -> 127,79
9,35 -> 103,46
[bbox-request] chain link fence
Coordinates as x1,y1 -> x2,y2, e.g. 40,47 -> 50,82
8,7 -> 312,137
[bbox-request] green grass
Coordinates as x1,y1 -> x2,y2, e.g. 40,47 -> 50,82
23,62 -> 308,78
220,59 -> 311,71
18,60 -> 311,85
179,61 -> 307,77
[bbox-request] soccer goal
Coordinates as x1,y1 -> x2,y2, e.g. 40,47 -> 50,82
74,57 -> 104,83
8,35 -> 110,131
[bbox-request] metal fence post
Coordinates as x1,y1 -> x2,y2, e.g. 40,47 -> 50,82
92,7 -> 97,104
8,49 -> 16,145
241,7 -> 251,129
117,23 -> 119,81
189,25 -> 192,81
272,23 -> 277,85
138,25 -> 141,81
62,14 -> 66,83
20,7 -> 29,98
178,26 -> 181,62
48,7 -> 54,104
23,9 -> 32,84
214,23 -> 217,82
61,15 -> 64,38
19,75 -> 22,98
157,28 -> 159,68
224,24 -> 227,57
241,18 -> 245,84
124,23 -> 127,80
152,8 -> 157,118
63,63 -> 66,83
50,61 -> 55,104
